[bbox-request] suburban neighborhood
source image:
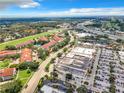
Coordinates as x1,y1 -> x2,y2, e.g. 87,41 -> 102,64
1,4 -> 124,93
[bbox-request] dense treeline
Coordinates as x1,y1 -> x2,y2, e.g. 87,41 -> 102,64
0,80 -> 22,93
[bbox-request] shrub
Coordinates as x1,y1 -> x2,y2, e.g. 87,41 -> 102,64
45,63 -> 51,72
63,48 -> 68,52
38,48 -> 49,60
10,54 -> 20,59
27,69 -> 31,74
76,85 -> 88,93
84,81 -> 89,85
19,62 -> 39,71
38,80 -> 44,90
57,53 -> 62,57
9,64 -> 19,68
66,87 -> 74,93
66,73 -> 72,80
1,80 -> 22,93
50,58 -> 55,63
52,45 -> 59,52
6,45 -> 17,50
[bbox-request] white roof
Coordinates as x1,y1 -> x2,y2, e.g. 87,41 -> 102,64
41,85 -> 65,93
119,51 -> 124,61
76,33 -> 91,37
83,42 -> 93,45
71,47 -> 95,58
119,51 -> 124,55
66,52 -> 75,58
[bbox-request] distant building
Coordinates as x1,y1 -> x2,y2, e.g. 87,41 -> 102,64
20,48 -> 32,63
0,68 -> 16,81
57,23 -> 71,29
76,33 -> 91,38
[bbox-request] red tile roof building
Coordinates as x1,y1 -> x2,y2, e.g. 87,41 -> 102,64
16,40 -> 34,48
20,48 -> 32,63
0,50 -> 19,58
41,35 -> 64,50
53,35 -> 63,42
39,37 -> 48,41
41,40 -> 57,50
0,68 -> 16,81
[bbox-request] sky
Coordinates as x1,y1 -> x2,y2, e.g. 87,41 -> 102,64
0,0 -> 124,17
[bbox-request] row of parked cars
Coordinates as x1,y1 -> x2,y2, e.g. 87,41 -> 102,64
94,48 -> 124,93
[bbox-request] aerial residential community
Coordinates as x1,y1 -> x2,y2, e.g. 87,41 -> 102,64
1,0 -> 124,93
1,17 -> 124,93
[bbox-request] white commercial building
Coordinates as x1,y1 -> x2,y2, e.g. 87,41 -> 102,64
54,47 -> 96,86
40,85 -> 65,93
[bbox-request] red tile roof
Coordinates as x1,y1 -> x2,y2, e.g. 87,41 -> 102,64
0,51 -> 18,58
41,40 -> 57,50
39,37 -> 48,41
20,48 -> 32,63
53,35 -> 63,42
0,68 -> 16,77
16,40 -> 34,48
41,35 -> 63,50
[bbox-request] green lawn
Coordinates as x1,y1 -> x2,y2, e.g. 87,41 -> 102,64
18,70 -> 33,85
0,29 -> 62,50
0,70 -> 33,91
0,59 -> 12,69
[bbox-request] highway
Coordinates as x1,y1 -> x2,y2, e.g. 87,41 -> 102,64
83,26 -> 124,40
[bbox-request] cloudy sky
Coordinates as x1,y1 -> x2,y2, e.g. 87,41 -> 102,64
0,0 -> 124,17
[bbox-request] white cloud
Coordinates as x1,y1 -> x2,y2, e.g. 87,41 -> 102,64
1,7 -> 124,17
19,1 -> 40,8
0,0 -> 40,9
36,8 -> 124,17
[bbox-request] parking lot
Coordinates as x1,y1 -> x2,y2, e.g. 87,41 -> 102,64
94,48 -> 124,93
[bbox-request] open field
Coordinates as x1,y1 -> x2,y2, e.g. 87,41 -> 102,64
18,70 -> 33,86
0,29 -> 62,50
0,59 -> 12,69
